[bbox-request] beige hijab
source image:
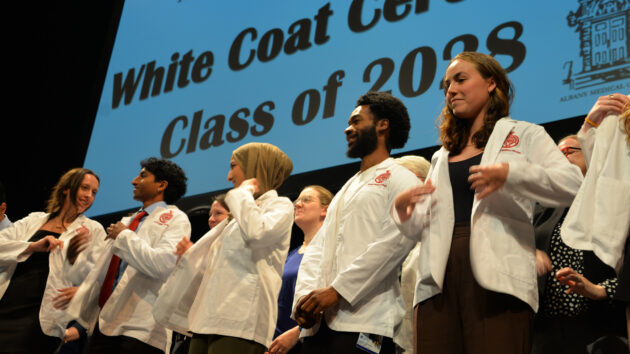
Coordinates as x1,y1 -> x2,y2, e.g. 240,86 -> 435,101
232,142 -> 293,196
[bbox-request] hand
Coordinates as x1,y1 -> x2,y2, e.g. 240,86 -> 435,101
294,305 -> 321,329
240,178 -> 260,195
583,93 -> 630,128
67,227 -> 91,265
296,286 -> 341,325
468,163 -> 509,199
535,250 -> 552,276
106,221 -> 128,240
394,179 -> 435,223
53,286 -> 79,310
265,326 -> 300,354
25,235 -> 64,254
63,326 -> 80,343
174,237 -> 193,263
555,267 -> 608,300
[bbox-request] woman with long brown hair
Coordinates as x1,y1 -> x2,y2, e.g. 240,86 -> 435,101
0,168 -> 106,353
392,52 -> 583,353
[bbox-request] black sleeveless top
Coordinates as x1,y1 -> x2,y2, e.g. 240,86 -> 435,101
0,229 -> 62,352
449,153 -> 482,223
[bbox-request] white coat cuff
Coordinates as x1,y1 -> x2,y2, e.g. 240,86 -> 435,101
390,199 -> 429,242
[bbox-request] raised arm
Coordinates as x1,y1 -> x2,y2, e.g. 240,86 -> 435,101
225,186 -> 294,249
64,220 -> 109,285
112,211 -> 191,281
0,213 -> 61,265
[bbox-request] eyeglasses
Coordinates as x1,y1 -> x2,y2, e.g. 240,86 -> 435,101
294,196 -> 319,206
560,146 -> 581,157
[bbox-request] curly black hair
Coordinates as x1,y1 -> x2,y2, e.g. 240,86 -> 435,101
140,157 -> 187,204
356,91 -> 410,151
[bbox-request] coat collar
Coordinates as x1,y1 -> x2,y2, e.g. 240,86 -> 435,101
431,117 -> 516,222
472,117 -> 516,219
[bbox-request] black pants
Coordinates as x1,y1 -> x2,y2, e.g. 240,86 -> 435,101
87,322 -> 164,354
301,320 -> 395,354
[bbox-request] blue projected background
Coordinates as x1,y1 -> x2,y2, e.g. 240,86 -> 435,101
84,0 -> 630,216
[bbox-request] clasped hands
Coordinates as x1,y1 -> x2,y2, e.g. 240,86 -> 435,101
294,286 -> 341,329
106,221 -> 128,241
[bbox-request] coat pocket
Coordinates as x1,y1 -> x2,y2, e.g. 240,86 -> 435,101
213,271 -> 258,319
472,213 -> 536,285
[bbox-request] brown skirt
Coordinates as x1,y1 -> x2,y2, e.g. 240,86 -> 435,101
414,223 -> 534,354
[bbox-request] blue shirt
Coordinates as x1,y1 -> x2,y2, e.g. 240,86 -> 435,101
274,247 -> 304,338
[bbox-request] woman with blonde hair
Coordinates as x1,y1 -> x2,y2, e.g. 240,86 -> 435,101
393,155 -> 430,353
266,185 -> 332,354
155,142 -> 294,354
392,52 -> 583,353
0,168 -> 106,353
395,155 -> 430,181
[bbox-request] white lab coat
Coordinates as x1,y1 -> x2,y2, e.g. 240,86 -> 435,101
293,158 -> 419,339
0,212 -> 107,338
153,188 -> 294,348
65,205 -> 190,351
393,118 -> 583,312
561,115 -> 630,270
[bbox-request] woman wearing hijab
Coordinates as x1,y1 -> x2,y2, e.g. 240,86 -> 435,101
155,142 -> 294,354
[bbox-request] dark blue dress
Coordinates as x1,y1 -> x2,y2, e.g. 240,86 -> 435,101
274,247 -> 304,339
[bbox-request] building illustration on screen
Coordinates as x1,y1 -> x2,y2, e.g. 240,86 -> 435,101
563,0 -> 630,89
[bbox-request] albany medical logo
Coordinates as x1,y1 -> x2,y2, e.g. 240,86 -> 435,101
563,0 -> 630,90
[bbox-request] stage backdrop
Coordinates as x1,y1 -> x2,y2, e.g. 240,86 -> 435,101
84,0 -> 630,216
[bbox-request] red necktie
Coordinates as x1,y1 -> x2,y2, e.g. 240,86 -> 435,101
98,210 -> 147,307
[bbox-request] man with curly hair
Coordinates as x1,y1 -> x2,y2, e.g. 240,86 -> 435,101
67,157 -> 191,354
292,92 -> 425,354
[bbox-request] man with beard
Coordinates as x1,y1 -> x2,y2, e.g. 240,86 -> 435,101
291,92 -> 433,354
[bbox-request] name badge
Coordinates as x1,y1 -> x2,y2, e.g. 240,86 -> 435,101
356,332 -> 383,353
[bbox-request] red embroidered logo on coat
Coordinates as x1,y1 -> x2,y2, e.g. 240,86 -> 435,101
374,170 -> 391,183
369,170 -> 391,187
502,131 -> 519,148
75,225 -> 89,234
159,210 -> 173,224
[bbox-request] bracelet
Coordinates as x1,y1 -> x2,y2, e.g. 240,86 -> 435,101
585,117 -> 599,127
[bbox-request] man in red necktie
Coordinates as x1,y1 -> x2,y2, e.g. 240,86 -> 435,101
68,157 -> 191,354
